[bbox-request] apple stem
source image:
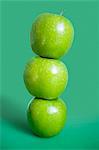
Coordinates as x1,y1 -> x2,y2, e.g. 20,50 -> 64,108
60,10 -> 64,16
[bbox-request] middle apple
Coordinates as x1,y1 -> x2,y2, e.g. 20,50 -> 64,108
24,56 -> 68,99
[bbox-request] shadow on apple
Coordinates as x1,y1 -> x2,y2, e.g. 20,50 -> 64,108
1,95 -> 32,136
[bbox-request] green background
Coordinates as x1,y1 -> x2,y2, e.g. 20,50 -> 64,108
0,0 -> 99,149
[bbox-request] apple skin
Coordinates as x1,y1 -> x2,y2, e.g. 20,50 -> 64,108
24,56 -> 68,99
30,13 -> 74,59
27,97 -> 67,137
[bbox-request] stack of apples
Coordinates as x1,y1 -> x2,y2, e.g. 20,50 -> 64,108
23,13 -> 74,138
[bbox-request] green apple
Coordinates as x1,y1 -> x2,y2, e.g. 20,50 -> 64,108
24,56 -> 68,99
27,97 -> 67,137
30,13 -> 74,59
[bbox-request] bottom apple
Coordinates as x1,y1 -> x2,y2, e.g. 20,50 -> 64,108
27,97 -> 67,137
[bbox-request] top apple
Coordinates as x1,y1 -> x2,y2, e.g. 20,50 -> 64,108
30,13 -> 74,59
